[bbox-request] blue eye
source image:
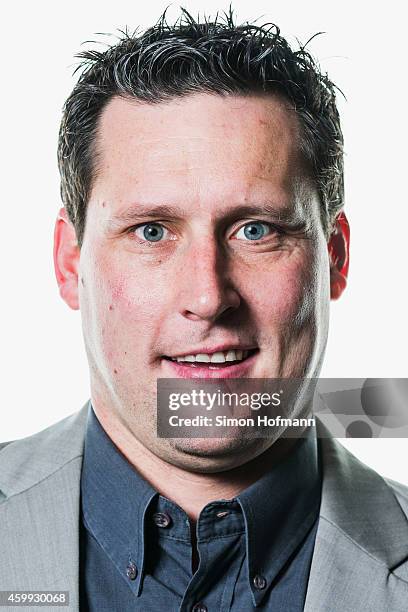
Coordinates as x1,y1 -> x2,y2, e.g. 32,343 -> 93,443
135,223 -> 166,242
236,222 -> 271,241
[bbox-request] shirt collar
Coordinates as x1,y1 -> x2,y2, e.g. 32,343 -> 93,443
237,427 -> 321,606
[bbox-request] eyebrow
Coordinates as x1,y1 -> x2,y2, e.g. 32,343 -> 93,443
107,204 -> 186,227
105,202 -> 305,231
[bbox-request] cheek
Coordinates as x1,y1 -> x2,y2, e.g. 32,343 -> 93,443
82,254 -> 170,357
244,255 -> 320,326
106,271 -> 168,323
87,249 -> 157,313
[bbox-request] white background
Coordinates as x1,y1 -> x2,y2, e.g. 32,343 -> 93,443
1,1 -> 407,482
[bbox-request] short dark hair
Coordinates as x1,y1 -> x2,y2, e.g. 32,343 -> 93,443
58,9 -> 344,246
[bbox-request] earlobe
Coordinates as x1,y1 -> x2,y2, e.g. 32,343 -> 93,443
53,208 -> 80,310
328,211 -> 350,301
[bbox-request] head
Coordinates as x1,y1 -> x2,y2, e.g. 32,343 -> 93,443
54,10 -> 349,471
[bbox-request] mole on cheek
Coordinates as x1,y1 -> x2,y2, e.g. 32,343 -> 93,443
114,368 -> 118,374
109,305 -> 114,311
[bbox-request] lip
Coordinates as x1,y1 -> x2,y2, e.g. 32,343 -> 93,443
160,349 -> 259,379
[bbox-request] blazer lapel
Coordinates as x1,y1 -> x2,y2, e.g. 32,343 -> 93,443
0,406 -> 89,609
305,433 -> 408,611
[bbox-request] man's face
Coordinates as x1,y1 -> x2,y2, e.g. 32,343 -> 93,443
66,94 -> 333,470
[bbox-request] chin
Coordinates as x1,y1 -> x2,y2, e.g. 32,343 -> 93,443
164,436 -> 269,471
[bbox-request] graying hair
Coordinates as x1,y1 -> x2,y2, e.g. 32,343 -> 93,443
58,9 -> 344,245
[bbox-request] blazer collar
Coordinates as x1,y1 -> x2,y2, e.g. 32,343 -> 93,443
317,424 -> 408,570
304,426 -> 408,611
0,404 -> 89,607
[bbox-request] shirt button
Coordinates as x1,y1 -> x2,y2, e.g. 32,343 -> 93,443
153,512 -> 172,528
253,574 -> 267,590
216,510 -> 230,518
192,604 -> 208,612
126,562 -> 138,580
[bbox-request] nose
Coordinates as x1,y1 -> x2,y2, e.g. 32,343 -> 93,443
179,240 -> 241,323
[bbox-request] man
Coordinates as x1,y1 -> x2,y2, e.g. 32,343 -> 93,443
1,10 -> 408,612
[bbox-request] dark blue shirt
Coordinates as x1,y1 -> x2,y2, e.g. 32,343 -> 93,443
80,407 -> 321,611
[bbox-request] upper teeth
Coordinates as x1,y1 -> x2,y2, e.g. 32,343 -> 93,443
172,349 -> 249,363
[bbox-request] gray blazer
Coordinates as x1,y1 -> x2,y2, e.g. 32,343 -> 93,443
1,404 -> 408,611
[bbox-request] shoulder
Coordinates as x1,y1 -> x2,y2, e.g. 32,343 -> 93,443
0,403 -> 89,500
319,434 -> 408,509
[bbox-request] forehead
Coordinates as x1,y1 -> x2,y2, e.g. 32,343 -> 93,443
91,93 -> 311,216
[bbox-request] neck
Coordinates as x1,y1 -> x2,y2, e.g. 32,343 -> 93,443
94,406 -> 297,521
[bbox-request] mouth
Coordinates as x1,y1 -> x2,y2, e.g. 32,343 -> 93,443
161,348 -> 259,379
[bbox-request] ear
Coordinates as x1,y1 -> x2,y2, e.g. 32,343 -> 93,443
53,207 -> 80,310
328,211 -> 350,300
